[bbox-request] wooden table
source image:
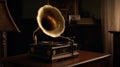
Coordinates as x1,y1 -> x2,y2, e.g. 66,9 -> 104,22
2,50 -> 111,67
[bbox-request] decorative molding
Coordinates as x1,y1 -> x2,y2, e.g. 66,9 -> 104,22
109,31 -> 120,33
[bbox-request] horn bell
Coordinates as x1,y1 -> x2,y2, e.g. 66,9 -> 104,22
37,5 -> 65,37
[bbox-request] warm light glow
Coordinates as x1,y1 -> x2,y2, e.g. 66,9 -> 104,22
36,5 -> 65,37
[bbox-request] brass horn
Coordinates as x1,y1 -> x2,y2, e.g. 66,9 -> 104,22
33,5 -> 65,44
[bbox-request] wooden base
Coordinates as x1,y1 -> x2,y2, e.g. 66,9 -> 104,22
28,42 -> 79,62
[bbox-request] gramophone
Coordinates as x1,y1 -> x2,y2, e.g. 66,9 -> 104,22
28,4 -> 79,62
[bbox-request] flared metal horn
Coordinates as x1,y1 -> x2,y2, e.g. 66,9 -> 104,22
36,5 -> 65,38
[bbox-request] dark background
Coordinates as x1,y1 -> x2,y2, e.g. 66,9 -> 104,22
6,0 -> 103,56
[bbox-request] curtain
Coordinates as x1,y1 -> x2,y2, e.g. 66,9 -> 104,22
101,0 -> 120,67
111,0 -> 120,31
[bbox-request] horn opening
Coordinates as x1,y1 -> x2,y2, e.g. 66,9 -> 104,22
37,5 -> 65,37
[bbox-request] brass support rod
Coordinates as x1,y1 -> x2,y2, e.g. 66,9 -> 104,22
32,27 -> 40,45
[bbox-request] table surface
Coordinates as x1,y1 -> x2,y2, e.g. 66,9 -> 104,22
2,50 -> 110,67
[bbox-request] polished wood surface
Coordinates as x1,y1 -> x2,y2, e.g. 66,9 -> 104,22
2,50 -> 110,67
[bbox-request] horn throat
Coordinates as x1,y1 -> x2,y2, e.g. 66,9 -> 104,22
41,15 -> 58,31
